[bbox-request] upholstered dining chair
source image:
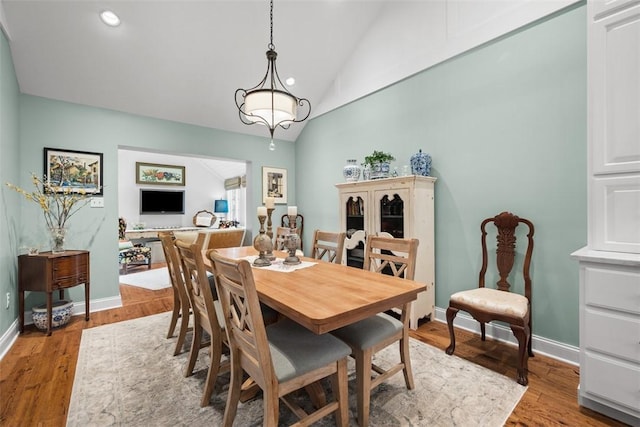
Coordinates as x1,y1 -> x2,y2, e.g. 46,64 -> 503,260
445,211 -> 535,386
118,217 -> 152,274
331,235 -> 419,427
175,237 -> 229,407
208,251 -> 351,427
158,231 -> 192,356
311,229 -> 346,264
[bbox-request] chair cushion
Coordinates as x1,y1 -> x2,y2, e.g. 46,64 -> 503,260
450,288 -> 529,318
118,240 -> 134,250
331,313 -> 402,350
266,319 -> 351,383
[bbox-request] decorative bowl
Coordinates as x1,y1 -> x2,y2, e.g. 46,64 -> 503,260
32,300 -> 73,330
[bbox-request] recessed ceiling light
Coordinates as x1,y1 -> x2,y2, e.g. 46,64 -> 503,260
285,77 -> 296,86
100,10 -> 121,27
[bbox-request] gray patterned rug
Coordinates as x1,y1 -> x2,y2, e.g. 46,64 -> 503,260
67,312 -> 526,426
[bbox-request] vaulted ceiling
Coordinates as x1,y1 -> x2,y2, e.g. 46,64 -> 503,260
0,1 -> 575,145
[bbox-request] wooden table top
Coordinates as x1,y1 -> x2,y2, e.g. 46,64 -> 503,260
209,246 -> 425,334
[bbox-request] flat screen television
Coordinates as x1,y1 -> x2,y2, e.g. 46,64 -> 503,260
139,189 -> 185,215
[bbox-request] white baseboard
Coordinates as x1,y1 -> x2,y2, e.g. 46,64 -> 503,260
0,295 -> 123,361
433,307 -> 579,366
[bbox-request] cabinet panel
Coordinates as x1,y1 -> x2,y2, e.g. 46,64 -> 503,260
590,3 -> 640,175
584,308 -> 640,362
584,265 -> 640,314
591,174 -> 640,253
582,352 -> 640,414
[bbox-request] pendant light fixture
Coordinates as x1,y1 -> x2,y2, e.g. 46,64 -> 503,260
235,0 -> 311,151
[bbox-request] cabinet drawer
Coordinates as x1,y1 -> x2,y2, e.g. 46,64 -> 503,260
584,308 -> 640,362
52,275 -> 88,290
52,256 -> 88,281
584,266 -> 640,314
582,352 -> 640,413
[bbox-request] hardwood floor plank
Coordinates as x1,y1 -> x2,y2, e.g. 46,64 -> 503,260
0,267 -> 629,426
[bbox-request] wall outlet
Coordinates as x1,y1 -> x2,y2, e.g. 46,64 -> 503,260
5,292 -> 9,309
90,197 -> 104,208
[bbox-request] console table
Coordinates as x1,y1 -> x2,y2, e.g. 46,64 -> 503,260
18,250 -> 90,335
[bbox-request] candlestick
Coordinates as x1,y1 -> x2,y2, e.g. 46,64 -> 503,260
265,207 -> 276,261
252,214 -> 272,267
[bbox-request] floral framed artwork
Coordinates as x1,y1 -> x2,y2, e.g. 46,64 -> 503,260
135,162 -> 185,186
43,147 -> 103,195
262,166 -> 287,204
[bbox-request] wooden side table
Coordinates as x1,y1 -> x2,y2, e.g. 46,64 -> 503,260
18,250 -> 90,335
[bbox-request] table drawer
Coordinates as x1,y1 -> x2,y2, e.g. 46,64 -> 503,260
582,352 -> 640,412
584,308 -> 640,362
52,256 -> 88,281
52,275 -> 88,290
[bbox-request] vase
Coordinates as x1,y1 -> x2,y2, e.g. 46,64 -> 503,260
49,227 -> 67,253
343,159 -> 361,182
32,300 -> 73,330
371,161 -> 390,179
362,164 -> 371,180
410,149 -> 432,176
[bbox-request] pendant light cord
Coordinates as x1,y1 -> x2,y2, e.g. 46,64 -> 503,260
269,0 -> 274,50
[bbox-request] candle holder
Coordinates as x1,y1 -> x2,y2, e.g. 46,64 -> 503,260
265,207 -> 276,261
253,214 -> 272,267
283,233 -> 301,265
283,214 -> 301,265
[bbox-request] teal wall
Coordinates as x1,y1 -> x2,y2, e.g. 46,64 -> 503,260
296,5 -> 587,346
0,29 -> 20,335
2,94 -> 296,329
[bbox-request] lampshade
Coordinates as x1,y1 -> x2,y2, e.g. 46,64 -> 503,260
243,89 -> 297,127
214,199 -> 229,214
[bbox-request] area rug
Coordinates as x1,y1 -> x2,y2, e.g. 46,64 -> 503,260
118,267 -> 171,290
67,312 -> 527,426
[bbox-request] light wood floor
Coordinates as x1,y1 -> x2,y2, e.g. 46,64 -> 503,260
0,264 -> 627,426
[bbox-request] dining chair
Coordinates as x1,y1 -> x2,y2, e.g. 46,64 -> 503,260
208,251 -> 351,427
175,237 -> 229,407
331,235 -> 419,427
445,211 -> 535,386
311,229 -> 346,264
343,229 -> 366,268
158,231 -> 192,356
280,213 -> 304,251
274,226 -> 292,251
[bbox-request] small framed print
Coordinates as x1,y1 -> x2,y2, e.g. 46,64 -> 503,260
136,162 -> 185,186
43,147 -> 103,195
262,166 -> 287,204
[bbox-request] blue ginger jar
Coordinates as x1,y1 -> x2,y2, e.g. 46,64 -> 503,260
410,149 -> 432,176
343,159 -> 361,182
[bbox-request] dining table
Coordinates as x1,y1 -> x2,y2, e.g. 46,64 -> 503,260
207,246 -> 426,335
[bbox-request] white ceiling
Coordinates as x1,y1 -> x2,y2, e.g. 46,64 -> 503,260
0,0 -> 576,147
1,0 -> 390,142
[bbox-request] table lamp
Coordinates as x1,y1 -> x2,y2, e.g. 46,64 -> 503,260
214,199 -> 229,221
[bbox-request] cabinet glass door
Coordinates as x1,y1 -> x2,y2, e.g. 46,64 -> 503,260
376,192 -> 406,238
344,195 -> 366,268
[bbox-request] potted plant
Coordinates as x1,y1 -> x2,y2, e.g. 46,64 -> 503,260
363,150 -> 395,179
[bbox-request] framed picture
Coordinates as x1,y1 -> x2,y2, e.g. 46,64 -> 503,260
43,147 -> 103,195
135,162 -> 185,186
262,166 -> 287,204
